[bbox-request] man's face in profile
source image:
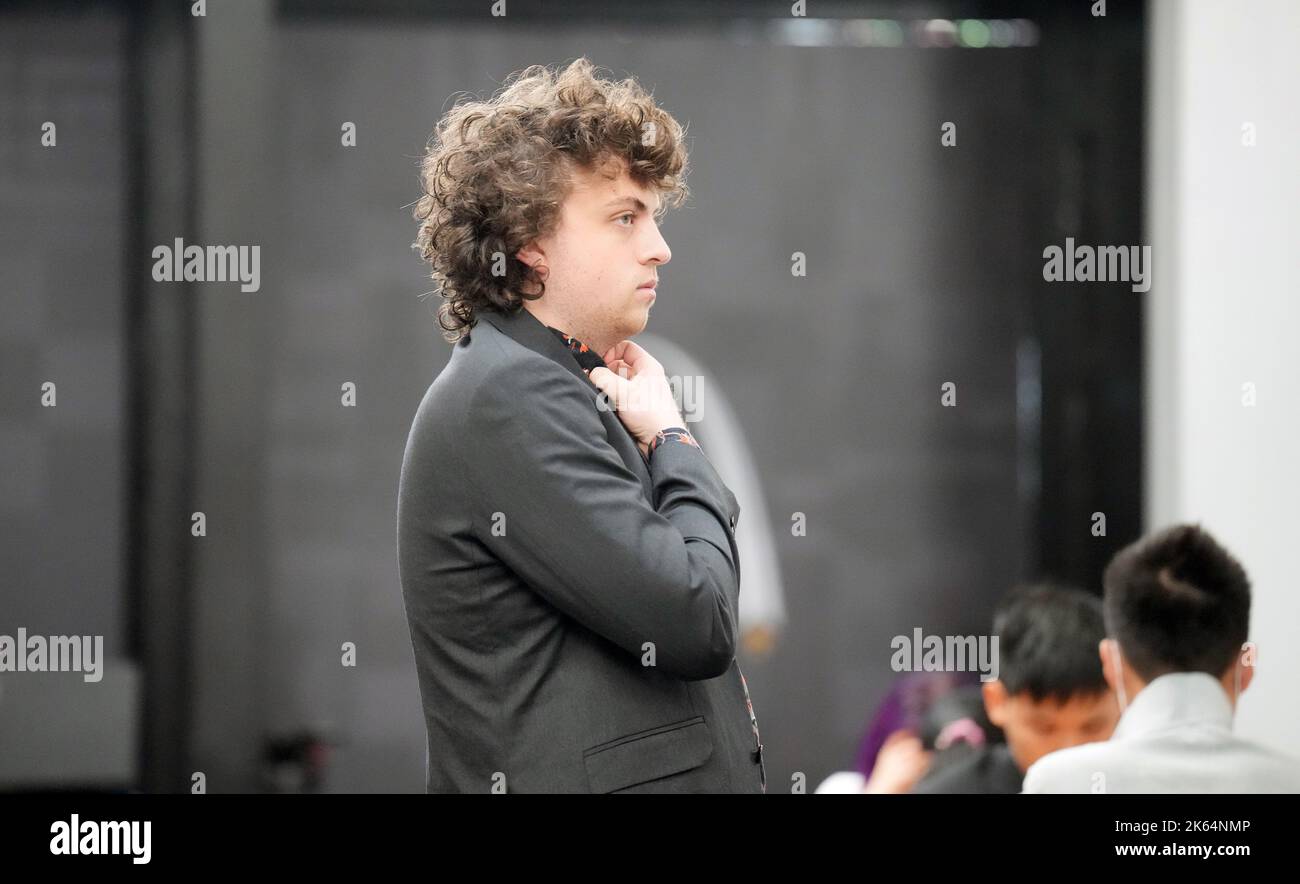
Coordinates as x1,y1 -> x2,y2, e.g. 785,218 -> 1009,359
520,158 -> 671,347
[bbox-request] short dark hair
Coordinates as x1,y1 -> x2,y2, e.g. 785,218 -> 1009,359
1102,523 -> 1250,682
994,584 -> 1109,702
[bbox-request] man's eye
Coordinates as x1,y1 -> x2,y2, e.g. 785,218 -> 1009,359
616,213 -> 634,226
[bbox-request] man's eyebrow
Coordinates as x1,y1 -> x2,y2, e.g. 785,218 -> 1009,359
604,196 -> 660,213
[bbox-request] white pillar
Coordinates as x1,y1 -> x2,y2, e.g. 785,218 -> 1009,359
1147,0 -> 1300,754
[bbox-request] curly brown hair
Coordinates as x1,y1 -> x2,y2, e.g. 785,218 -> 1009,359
413,57 -> 690,342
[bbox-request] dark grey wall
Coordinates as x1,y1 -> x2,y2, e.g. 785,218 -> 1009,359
0,9 -> 127,656
0,8 -> 138,787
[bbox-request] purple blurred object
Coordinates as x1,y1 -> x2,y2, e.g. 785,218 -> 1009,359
853,671 -> 982,777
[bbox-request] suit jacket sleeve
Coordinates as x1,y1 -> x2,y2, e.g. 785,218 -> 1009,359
463,359 -> 742,681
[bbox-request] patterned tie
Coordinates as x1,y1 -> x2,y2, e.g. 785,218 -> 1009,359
738,665 -> 766,792
548,327 -> 607,373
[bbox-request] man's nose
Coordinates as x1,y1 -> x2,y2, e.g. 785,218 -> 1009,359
642,223 -> 671,265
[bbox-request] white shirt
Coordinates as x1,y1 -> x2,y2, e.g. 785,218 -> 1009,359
814,771 -> 867,793
1022,671 -> 1300,793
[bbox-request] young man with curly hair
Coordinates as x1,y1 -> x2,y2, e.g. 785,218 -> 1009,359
398,58 -> 765,793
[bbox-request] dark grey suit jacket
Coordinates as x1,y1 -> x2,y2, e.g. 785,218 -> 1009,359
397,305 -> 765,793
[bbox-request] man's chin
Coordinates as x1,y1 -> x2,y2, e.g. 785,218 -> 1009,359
623,308 -> 651,338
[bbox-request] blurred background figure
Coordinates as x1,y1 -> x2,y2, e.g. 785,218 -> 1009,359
817,584 -> 1119,794
639,332 -> 787,658
816,672 -> 992,794
912,585 -> 1118,793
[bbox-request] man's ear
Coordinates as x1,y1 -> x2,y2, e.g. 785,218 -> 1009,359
982,679 -> 1008,727
514,242 -> 548,296
516,242 -> 545,271
1238,658 -> 1256,694
1099,638 -> 1121,693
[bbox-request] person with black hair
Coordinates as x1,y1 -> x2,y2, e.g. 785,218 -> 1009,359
912,585 -> 1118,793
1023,524 -> 1300,793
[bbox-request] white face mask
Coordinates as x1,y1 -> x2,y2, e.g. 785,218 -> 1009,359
1109,642 -> 1241,724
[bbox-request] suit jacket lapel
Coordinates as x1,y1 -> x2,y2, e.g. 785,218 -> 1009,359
476,308 -> 655,502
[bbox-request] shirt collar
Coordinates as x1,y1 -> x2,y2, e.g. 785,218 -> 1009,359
1111,671 -> 1234,740
546,326 -> 608,374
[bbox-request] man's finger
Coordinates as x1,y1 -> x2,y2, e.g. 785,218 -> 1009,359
587,366 -> 626,406
617,340 -> 649,367
603,340 -> 651,368
602,341 -> 631,365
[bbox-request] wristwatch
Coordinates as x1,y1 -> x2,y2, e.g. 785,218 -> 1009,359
647,426 -> 699,457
